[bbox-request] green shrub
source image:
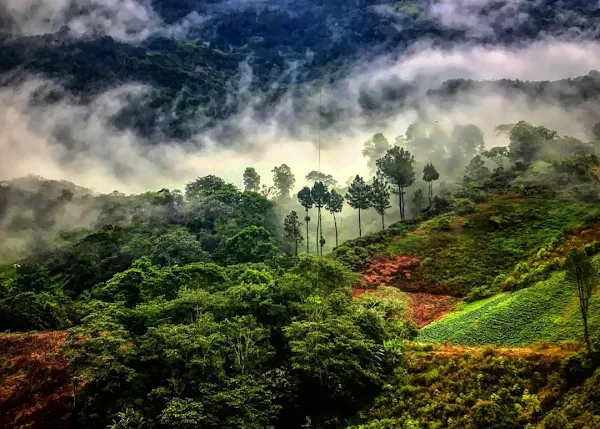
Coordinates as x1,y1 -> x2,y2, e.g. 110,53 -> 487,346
0,292 -> 73,332
540,409 -> 569,429
438,217 -> 452,231
454,198 -> 476,215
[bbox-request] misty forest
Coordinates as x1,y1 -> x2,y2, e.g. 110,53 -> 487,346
3,1 -> 600,429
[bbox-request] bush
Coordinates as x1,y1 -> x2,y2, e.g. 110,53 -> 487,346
437,217 -> 452,231
541,409 -> 569,429
0,292 -> 73,332
454,198 -> 476,215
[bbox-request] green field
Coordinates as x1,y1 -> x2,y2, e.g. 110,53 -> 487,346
418,262 -> 600,347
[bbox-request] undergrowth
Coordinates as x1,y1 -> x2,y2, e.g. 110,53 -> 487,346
349,343 -> 569,429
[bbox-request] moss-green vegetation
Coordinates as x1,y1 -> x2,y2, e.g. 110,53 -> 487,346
349,343 -> 571,429
419,262 -> 600,347
386,196 -> 600,296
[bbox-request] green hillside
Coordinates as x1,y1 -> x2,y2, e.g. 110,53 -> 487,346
419,265 -> 600,347
384,196 -> 600,297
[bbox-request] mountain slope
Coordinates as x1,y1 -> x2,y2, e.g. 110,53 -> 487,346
418,266 -> 600,347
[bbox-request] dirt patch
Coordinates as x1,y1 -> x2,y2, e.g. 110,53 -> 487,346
406,292 -> 461,328
0,331 -> 74,429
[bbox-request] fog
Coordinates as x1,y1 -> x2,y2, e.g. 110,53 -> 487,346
2,39 -> 599,195
2,0 -> 600,194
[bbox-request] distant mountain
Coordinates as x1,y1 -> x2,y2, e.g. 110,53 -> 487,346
1,0 -> 599,140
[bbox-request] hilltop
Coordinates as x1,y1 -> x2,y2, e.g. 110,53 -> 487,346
2,1 -> 600,139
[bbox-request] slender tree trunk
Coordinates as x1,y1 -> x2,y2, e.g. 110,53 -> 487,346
428,181 -> 431,205
579,283 -> 591,353
333,213 -> 338,248
583,312 -> 591,353
358,208 -> 362,237
316,207 -> 320,256
305,209 -> 310,254
295,239 -> 298,256
398,186 -> 402,220
318,210 -> 323,256
381,214 -> 385,230
400,186 -> 405,219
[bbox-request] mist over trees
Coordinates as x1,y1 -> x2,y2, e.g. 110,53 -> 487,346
3,113 -> 600,429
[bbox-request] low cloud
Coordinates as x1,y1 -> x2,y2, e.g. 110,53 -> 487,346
427,0 -> 529,38
2,34 -> 600,194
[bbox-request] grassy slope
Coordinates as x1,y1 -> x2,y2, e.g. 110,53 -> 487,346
418,258 -> 600,347
385,195 -> 600,296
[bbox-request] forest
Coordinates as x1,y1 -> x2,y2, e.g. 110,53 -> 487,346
3,0 -> 600,427
2,0 -> 600,139
2,118 -> 600,428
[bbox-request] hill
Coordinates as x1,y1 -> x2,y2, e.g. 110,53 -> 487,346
419,266 -> 600,347
2,1 -> 600,139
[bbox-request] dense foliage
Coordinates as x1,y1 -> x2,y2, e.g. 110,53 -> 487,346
63,256 -> 413,429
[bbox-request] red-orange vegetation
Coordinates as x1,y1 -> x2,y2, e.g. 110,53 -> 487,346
354,254 -> 462,327
406,292 -> 461,328
0,331 -> 74,429
357,254 -> 421,290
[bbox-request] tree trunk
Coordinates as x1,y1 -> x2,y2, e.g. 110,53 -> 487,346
358,208 -> 362,237
579,283 -> 591,353
318,210 -> 323,256
583,312 -> 591,353
305,209 -> 310,254
333,213 -> 338,248
400,186 -> 405,219
398,186 -> 402,220
295,239 -> 298,256
381,214 -> 385,230
316,207 -> 320,256
429,181 -> 433,205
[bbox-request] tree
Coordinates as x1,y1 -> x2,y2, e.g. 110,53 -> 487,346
311,182 -> 330,256
326,190 -> 344,248
482,146 -> 510,168
362,133 -> 391,174
370,175 -> 391,230
376,147 -> 415,219
284,211 -> 303,256
504,121 -> 558,168
565,248 -> 598,353
225,226 -> 278,263
185,175 -> 238,200
305,171 -> 338,188
297,187 -> 314,254
346,175 -> 371,238
451,124 -> 485,159
151,228 -> 208,267
464,155 -> 490,185
271,164 -> 295,199
412,189 -> 424,213
422,163 -> 440,205
243,167 -> 261,192
259,184 -> 275,198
